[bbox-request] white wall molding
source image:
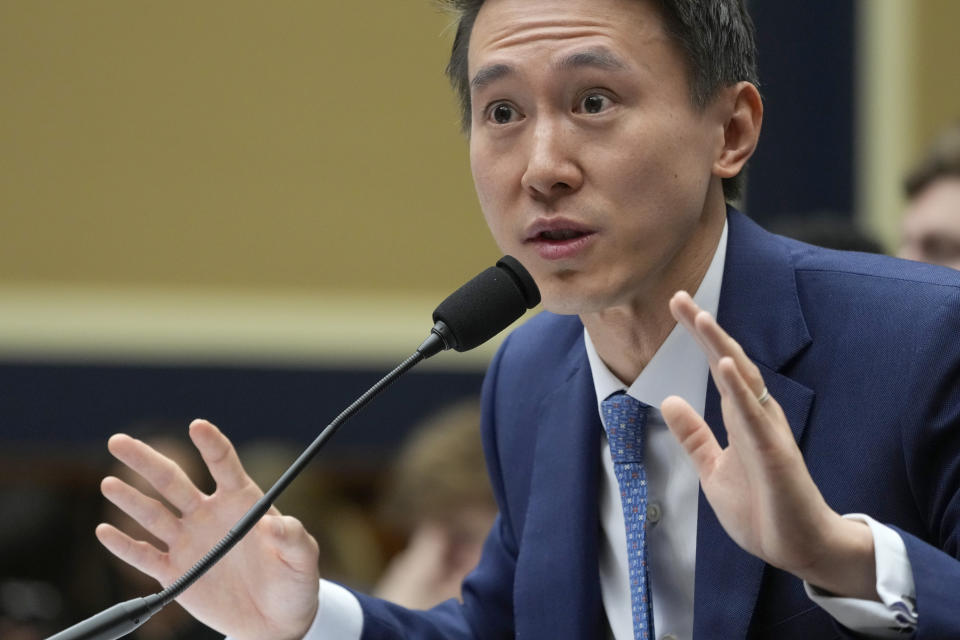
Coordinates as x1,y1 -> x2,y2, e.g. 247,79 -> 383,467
0,285 -> 522,370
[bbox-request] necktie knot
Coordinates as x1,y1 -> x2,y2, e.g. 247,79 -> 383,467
602,391 -> 650,464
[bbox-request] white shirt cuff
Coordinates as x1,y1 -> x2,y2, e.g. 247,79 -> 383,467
225,580 -> 363,640
304,579 -> 364,640
804,513 -> 917,637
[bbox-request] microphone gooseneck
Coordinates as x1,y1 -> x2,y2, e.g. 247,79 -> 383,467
47,255 -> 539,640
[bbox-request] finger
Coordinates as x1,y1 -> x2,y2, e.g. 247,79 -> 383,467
661,395 -> 723,479
694,311 -> 766,395
95,522 -> 169,582
669,291 -> 717,360
668,291 -> 751,397
101,476 -> 181,544
264,515 -> 320,574
668,290 -> 698,328
108,433 -> 203,515
670,291 -> 767,398
188,419 -> 254,493
716,356 -> 783,451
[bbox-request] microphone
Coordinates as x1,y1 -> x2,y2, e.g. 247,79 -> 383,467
47,255 -> 539,640
420,255 -> 540,356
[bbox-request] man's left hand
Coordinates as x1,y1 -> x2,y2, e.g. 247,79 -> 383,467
661,291 -> 879,600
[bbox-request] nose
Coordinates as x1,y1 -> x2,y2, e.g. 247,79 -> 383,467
520,117 -> 583,202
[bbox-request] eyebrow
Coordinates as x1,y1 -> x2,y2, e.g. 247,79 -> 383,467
470,47 -> 629,92
556,48 -> 628,73
470,63 -> 513,92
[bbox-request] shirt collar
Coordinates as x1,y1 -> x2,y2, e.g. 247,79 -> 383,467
584,218 -> 728,416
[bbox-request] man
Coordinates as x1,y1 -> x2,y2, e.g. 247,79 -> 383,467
96,0 -> 960,638
900,122 -> 960,270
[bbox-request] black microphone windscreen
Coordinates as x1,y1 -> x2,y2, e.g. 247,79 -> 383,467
432,256 -> 541,352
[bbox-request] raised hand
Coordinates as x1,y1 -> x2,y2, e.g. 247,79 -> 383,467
96,419 -> 321,640
660,291 -> 879,600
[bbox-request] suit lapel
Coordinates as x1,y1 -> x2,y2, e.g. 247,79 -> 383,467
693,210 -> 815,638
514,337 -> 606,640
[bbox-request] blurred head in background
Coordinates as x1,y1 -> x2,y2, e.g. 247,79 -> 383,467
900,121 -> 960,270
374,398 -> 495,609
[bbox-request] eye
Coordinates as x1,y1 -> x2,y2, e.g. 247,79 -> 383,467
577,92 -> 612,115
486,102 -> 522,125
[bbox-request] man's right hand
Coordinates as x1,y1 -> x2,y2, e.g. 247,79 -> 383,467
96,419 -> 321,640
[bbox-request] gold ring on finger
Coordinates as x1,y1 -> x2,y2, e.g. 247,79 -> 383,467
756,386 -> 771,406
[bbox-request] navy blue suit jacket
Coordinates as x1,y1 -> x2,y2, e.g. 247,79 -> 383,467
356,210 -> 960,639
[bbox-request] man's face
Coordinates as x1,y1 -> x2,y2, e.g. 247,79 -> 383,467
467,0 -> 731,315
899,176 -> 960,270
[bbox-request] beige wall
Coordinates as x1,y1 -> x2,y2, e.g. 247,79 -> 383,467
911,0 -> 960,157
0,2 -> 509,367
0,2 -> 496,294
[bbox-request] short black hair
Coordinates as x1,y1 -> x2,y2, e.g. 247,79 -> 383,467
440,0 -> 759,202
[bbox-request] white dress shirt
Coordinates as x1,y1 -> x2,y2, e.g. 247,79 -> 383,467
268,220 -> 917,640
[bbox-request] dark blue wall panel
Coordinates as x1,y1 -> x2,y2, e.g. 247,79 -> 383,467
0,360 -> 484,468
746,0 -> 856,223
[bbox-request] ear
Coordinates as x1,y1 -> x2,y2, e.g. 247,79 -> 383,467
712,81 -> 763,180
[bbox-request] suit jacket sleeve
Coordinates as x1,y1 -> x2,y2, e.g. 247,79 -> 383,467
890,288 -> 960,638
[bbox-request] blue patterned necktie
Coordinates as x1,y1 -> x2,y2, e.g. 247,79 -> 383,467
602,391 -> 654,640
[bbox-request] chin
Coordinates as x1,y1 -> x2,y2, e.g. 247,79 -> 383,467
537,281 -> 613,316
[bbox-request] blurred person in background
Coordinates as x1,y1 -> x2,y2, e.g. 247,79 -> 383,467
900,121 -> 960,269
373,399 -> 495,610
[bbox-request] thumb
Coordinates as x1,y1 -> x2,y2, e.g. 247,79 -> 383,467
264,514 -> 320,574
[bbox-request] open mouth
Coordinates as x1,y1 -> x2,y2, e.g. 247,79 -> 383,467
537,229 -> 589,242
525,224 -> 595,260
